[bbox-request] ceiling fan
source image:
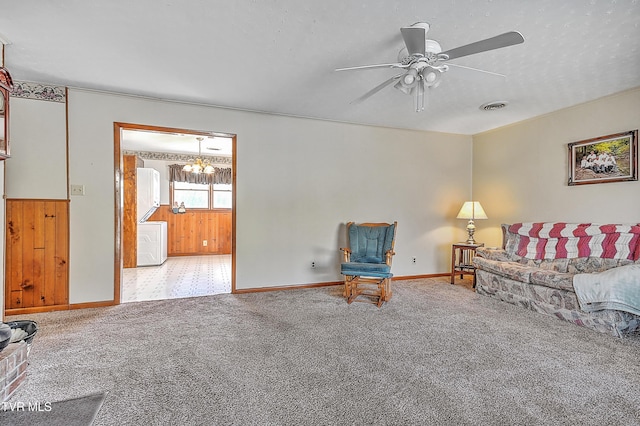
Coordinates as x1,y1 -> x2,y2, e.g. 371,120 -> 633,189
336,22 -> 524,112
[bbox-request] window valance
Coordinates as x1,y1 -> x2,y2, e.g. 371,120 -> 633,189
168,164 -> 232,185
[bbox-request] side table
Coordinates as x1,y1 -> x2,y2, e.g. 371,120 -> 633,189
451,242 -> 484,288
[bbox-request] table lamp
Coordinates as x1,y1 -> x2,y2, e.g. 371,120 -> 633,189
456,201 -> 488,244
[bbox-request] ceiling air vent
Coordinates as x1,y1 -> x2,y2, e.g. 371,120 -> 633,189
480,101 -> 508,111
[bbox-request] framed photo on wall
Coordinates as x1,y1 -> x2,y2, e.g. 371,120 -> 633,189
568,130 -> 638,186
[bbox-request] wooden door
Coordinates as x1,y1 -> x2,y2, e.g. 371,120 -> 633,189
5,199 -> 69,312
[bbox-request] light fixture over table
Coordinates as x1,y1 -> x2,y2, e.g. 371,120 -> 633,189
456,201 -> 488,244
182,137 -> 214,174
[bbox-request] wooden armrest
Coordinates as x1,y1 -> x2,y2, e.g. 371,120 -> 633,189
340,247 -> 351,262
385,250 -> 396,266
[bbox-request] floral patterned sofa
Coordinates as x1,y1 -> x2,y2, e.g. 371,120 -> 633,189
473,222 -> 640,337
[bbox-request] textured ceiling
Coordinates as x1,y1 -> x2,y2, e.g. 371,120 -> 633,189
1,0 -> 639,135
121,129 -> 233,157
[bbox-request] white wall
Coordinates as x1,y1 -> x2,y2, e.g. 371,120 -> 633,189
473,87 -> 640,247
6,97 -> 67,199
4,96 -> 66,317
18,83 -> 638,304
61,88 -> 472,302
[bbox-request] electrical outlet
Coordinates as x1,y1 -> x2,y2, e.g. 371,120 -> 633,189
412,257 -> 417,264
202,240 -> 208,247
311,261 -> 316,268
70,184 -> 85,196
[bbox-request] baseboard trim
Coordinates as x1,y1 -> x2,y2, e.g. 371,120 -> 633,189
232,274 -> 450,294
5,300 -> 118,316
69,300 -> 117,310
393,273 -> 450,281
168,253 -> 231,257
233,281 -> 343,294
5,304 -> 71,316
5,275 -> 450,315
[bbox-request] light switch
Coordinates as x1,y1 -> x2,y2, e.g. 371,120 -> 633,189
70,184 -> 85,196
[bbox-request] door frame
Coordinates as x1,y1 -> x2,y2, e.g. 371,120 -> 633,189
113,122 -> 236,303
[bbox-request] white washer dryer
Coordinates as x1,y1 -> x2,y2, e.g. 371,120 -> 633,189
137,221 -> 168,266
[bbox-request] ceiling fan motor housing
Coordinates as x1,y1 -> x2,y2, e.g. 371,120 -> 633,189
396,32 -> 444,92
397,39 -> 442,63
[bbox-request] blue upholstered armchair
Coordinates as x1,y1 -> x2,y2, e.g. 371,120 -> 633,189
340,222 -> 397,307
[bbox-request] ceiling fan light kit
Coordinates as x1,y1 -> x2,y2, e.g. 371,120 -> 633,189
336,22 -> 524,112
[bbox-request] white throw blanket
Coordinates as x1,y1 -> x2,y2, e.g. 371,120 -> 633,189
573,264 -> 640,316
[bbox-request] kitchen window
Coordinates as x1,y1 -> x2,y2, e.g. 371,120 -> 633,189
172,182 -> 232,210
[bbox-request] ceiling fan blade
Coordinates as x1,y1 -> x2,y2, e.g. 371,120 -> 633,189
336,63 -> 406,72
447,63 -> 505,77
352,74 -> 403,104
400,26 -> 426,56
440,31 -> 524,61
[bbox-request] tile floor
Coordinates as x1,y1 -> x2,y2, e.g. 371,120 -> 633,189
121,255 -> 232,303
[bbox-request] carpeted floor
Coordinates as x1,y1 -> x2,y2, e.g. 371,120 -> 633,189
4,278 -> 640,425
0,392 -> 106,426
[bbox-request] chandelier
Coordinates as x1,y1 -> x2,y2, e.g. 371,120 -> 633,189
182,137 -> 214,174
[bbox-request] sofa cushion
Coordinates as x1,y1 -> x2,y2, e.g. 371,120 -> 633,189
517,258 -> 570,273
475,247 -> 510,262
473,257 -> 538,283
566,257 -> 634,274
529,270 -> 575,291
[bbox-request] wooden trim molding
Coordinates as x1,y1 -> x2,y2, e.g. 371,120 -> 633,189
232,274 -> 450,294
392,273 -> 450,280
113,123 -> 123,304
6,300 -> 118,315
5,304 -> 71,316
233,281 -> 343,294
69,300 -> 117,310
231,135 -> 237,294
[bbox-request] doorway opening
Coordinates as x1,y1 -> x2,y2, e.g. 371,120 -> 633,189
113,122 -> 236,303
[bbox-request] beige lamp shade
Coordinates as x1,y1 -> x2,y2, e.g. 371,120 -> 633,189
456,201 -> 487,244
456,201 -> 488,220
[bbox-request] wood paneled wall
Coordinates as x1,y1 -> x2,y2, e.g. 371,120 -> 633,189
5,199 -> 69,312
148,206 -> 232,255
123,155 -> 143,268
